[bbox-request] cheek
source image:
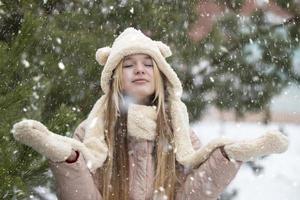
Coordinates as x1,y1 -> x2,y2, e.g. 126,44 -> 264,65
148,69 -> 155,92
122,69 -> 132,90
148,69 -> 155,87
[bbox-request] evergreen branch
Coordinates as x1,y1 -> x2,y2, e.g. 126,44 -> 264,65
210,16 -> 299,67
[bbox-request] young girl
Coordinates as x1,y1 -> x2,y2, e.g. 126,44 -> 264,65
12,27 -> 288,200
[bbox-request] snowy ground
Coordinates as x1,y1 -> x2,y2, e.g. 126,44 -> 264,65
192,121 -> 300,200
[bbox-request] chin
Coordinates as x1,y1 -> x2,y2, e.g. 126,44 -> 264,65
134,92 -> 153,99
130,90 -> 154,102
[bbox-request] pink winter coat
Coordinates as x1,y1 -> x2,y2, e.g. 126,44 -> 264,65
49,120 -> 241,200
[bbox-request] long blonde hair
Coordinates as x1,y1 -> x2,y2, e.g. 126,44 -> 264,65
101,57 -> 177,199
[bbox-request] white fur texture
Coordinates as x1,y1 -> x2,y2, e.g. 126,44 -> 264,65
170,100 -> 196,164
12,119 -> 108,173
81,95 -> 109,172
177,131 -> 289,168
95,47 -> 111,65
155,41 -> 172,57
127,104 -> 157,140
183,138 -> 235,168
12,120 -> 72,162
224,131 -> 289,162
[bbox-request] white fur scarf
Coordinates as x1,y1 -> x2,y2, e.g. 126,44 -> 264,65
82,96 -> 158,172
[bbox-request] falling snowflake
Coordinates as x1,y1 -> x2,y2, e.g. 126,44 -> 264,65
21,59 -> 30,68
56,37 -> 62,44
130,7 -> 134,14
58,61 -> 65,70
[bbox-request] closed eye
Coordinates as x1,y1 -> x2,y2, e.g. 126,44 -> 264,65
123,65 -> 133,68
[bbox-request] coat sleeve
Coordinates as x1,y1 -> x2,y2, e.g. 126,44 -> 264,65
48,120 -> 102,200
178,130 -> 241,200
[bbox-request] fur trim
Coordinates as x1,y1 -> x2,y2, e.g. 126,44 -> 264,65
82,95 -> 109,172
155,41 -> 172,58
127,104 -> 157,140
183,138 -> 235,168
58,134 -> 107,173
170,100 -> 196,164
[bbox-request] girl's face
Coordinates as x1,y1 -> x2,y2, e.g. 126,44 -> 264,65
122,54 -> 155,105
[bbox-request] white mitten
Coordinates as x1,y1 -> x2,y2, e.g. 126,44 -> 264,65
224,131 -> 289,162
12,119 -> 75,162
12,119 -> 106,167
179,131 -> 289,168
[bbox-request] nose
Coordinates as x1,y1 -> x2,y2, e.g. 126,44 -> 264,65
134,62 -> 145,74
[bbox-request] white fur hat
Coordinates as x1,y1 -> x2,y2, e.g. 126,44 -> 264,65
96,27 -> 182,99
83,27 -> 196,172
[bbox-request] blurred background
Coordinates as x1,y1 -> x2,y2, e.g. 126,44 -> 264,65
0,0 -> 299,199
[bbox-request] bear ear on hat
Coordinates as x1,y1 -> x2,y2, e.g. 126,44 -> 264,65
155,41 -> 172,58
95,47 -> 111,65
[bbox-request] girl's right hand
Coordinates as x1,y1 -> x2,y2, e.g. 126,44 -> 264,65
12,119 -> 73,162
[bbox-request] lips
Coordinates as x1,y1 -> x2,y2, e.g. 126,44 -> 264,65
132,78 -> 149,83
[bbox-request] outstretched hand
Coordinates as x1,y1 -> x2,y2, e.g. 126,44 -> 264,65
180,131 -> 289,169
12,119 -> 108,172
13,119 -> 52,140
224,131 -> 289,162
12,119 -> 73,162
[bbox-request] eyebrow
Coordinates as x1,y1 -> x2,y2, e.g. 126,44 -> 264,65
124,55 -> 152,61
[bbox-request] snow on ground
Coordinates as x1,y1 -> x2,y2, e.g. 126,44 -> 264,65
192,121 -> 300,200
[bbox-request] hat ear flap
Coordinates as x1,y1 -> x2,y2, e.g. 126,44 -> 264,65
155,41 -> 172,58
95,47 -> 111,65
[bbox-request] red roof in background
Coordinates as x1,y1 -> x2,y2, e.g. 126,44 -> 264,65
189,0 -> 293,42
